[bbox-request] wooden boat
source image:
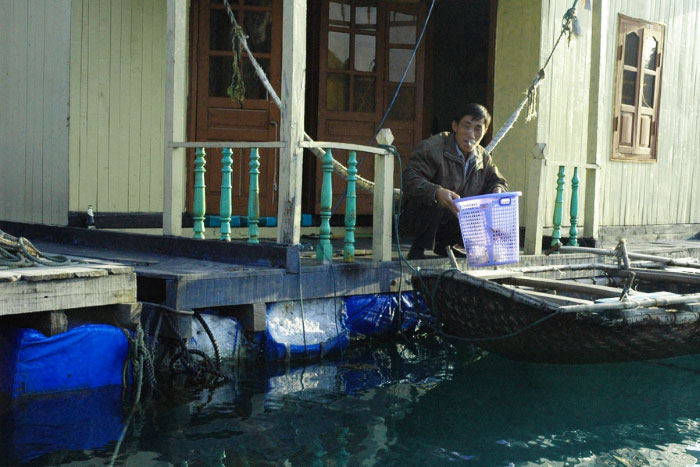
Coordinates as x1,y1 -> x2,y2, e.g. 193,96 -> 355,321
412,244 -> 700,364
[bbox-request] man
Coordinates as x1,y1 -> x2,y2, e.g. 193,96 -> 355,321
400,103 -> 508,260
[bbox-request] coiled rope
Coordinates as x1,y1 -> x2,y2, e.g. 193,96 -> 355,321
0,229 -> 72,268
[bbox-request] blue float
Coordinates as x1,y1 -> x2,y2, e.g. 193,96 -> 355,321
0,324 -> 128,398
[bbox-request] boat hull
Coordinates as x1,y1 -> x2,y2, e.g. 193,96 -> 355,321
413,270 -> 700,364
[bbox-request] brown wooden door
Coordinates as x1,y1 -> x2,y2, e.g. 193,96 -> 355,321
189,0 -> 282,217
317,0 -> 426,215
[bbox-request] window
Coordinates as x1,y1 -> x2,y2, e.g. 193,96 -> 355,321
612,15 -> 665,161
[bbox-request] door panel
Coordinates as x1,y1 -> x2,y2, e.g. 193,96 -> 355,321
189,0 -> 282,217
317,0 -> 425,215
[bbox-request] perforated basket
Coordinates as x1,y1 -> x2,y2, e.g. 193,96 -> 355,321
455,192 -> 522,267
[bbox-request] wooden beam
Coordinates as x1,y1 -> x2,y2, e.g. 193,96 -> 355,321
505,286 -> 594,305
230,303 -> 267,332
372,152 -> 393,261
3,310 -> 69,337
0,273 -> 137,316
68,302 -> 142,329
163,0 -> 188,236
501,275 -> 630,298
277,0 -> 307,245
524,155 -> 547,254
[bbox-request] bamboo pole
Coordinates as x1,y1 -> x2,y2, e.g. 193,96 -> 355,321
560,293 -> 700,314
556,245 -> 700,269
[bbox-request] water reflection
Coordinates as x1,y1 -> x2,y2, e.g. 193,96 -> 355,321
5,338 -> 700,466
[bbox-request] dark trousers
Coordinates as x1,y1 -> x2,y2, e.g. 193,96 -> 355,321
399,203 -> 463,252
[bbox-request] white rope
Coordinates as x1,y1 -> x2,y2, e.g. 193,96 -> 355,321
486,0 -> 580,153
485,72 -> 544,153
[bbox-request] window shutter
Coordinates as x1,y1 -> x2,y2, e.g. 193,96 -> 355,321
612,15 -> 665,162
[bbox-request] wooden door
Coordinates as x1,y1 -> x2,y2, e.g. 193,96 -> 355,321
189,0 -> 282,217
317,0 -> 426,215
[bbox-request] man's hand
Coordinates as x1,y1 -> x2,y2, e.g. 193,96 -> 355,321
492,186 -> 504,194
436,187 -> 461,216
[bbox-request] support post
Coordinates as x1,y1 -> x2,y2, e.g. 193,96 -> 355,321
248,147 -> 260,243
219,148 -> 233,241
372,152 -> 393,262
317,149 -> 333,262
343,151 -> 357,262
277,0 -> 307,245
551,165 -> 566,249
163,0 -> 187,236
584,167 -> 600,243
568,167 -> 579,246
524,155 -> 547,254
192,147 -> 206,239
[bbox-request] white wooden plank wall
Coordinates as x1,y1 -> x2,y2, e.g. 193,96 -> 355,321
0,0 -> 71,225
68,0 -> 167,214
533,0 -> 594,233
598,0 -> 700,227
491,0 -> 541,218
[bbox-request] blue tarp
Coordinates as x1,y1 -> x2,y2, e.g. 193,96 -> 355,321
1,385 -> 124,463
344,291 -> 428,336
0,324 -> 128,398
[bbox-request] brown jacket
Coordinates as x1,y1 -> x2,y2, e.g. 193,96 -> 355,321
399,132 -> 508,246
402,131 -> 508,207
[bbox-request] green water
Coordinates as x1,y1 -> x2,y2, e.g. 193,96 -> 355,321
5,337 -> 700,466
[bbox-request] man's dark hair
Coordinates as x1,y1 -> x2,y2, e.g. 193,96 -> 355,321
452,103 -> 491,129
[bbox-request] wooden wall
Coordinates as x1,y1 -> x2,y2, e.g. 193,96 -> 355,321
68,0 -> 167,214
0,0 -> 71,225
595,0 -> 700,227
494,0 -> 699,236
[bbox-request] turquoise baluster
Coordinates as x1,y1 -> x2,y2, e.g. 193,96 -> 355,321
193,147 -> 206,239
248,147 -> 260,244
317,148 -> 333,261
343,151 -> 357,262
568,167 -> 579,246
219,148 -> 233,242
551,165 -> 565,249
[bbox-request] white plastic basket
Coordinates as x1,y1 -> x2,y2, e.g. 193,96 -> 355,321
455,192 -> 522,267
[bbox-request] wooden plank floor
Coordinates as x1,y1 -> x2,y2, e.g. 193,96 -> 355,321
0,214 -> 692,313
0,260 -> 137,316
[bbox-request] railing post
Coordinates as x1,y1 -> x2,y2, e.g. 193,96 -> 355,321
317,148 -> 334,262
248,148 -> 260,244
568,167 -> 579,246
372,150 -> 393,262
163,0 -> 187,236
219,148 -> 233,241
551,165 -> 566,249
193,147 -> 206,239
343,151 -> 357,262
524,153 -> 547,254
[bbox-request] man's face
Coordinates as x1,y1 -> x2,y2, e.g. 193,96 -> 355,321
452,115 -> 486,154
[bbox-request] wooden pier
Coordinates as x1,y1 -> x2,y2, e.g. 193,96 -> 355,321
1,220 -> 699,339
0,256 -> 138,336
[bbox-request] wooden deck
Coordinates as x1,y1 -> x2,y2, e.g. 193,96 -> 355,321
1,221 -> 699,326
0,262 -> 135,316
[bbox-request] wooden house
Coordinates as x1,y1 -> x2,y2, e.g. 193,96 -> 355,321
1,0 -> 699,254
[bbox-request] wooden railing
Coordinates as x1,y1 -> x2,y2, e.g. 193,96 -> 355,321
550,164 -> 581,250
169,141 -> 395,263
524,155 -> 600,254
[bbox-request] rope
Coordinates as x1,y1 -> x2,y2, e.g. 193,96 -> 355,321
371,0 -> 436,144
222,0 -> 281,108
297,254 -> 309,359
227,24 -> 246,103
111,324 -> 154,467
485,0 -> 580,153
0,229 -> 73,268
